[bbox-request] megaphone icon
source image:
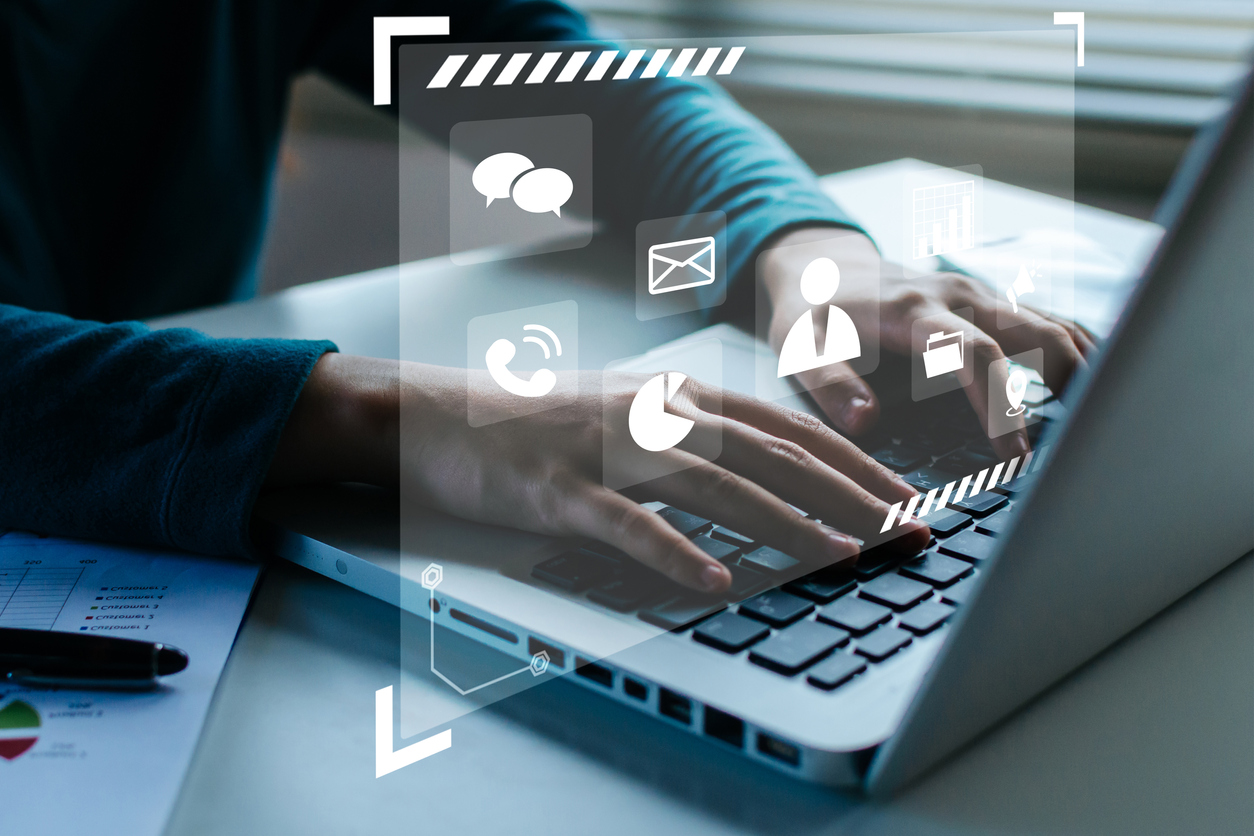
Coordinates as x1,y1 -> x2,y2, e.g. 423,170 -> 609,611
1006,264 -> 1036,314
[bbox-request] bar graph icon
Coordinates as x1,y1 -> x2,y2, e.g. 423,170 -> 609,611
912,180 -> 975,259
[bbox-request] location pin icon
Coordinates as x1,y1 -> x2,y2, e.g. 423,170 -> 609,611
1005,368 -> 1028,417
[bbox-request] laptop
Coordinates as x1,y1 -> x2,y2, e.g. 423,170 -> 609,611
255,66 -> 1253,795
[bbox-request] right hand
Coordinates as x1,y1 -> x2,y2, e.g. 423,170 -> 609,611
270,355 -> 930,594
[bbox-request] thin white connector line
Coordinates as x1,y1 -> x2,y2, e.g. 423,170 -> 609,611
427,588 -> 531,696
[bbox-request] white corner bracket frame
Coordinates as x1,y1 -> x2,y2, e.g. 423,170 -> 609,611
1053,12 -> 1085,67
374,16 -> 451,105
375,686 -> 452,777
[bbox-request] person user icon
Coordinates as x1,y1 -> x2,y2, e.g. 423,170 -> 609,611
776,256 -> 861,378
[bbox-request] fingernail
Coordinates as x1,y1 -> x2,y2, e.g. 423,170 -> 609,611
826,532 -> 859,564
840,397 -> 870,428
701,564 -> 729,593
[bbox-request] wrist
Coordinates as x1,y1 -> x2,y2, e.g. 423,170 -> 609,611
266,353 -> 399,488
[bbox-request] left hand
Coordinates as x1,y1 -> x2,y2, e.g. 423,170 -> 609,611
759,227 -> 1099,459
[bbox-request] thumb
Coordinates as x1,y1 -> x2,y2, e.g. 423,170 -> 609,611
796,362 -> 880,436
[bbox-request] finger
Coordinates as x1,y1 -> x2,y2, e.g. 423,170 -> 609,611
989,313 -> 1087,397
928,310 -> 1031,460
1049,314 -> 1101,361
707,417 -> 931,551
564,484 -> 731,594
790,361 -> 880,436
642,454 -> 863,572
715,390 -> 916,505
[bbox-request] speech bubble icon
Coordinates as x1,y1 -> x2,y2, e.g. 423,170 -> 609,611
511,167 -> 573,217
472,152 -> 534,207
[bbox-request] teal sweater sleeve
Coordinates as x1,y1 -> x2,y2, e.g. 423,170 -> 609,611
0,305 -> 335,555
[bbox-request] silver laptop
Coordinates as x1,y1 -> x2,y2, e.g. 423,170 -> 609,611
255,66 -> 1252,795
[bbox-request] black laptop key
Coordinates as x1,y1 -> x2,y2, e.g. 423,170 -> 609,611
693,611 -> 771,653
940,576 -> 978,606
657,507 -> 710,537
531,550 -> 616,592
939,530 -> 999,563
950,491 -> 1008,517
748,620 -> 849,675
817,595 -> 891,635
710,526 -> 756,548
898,601 -> 955,634
900,467 -> 955,493
784,569 -> 857,604
587,572 -> 673,612
806,652 -> 867,691
859,573 -> 933,611
975,510 -> 1014,536
739,590 -> 814,627
580,541 -> 630,563
934,448 -> 999,476
869,444 -> 927,473
739,545 -> 801,574
899,552 -> 973,587
854,625 -> 913,661
639,595 -> 725,632
851,546 -> 901,580
726,562 -> 769,599
692,534 -> 741,563
914,507 -> 973,537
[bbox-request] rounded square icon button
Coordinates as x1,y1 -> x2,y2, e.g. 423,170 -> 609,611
603,339 -> 722,491
635,211 -> 727,321
987,348 -> 1044,438
450,114 -> 593,265
996,243 -> 1053,330
912,306 -> 974,402
753,230 -> 879,402
467,301 -> 578,427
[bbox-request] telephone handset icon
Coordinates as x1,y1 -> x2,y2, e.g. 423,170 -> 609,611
484,324 -> 562,399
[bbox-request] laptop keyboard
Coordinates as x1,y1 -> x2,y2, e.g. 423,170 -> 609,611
529,387 -> 1057,695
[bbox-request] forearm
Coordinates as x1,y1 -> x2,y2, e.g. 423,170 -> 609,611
0,304 -> 334,555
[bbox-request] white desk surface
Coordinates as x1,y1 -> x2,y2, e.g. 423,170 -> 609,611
151,166 -> 1250,835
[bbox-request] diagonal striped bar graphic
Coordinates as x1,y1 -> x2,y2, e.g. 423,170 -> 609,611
881,501 -> 904,534
1001,456 -> 1021,484
613,49 -> 648,79
693,47 -> 722,76
555,51 -> 590,82
667,47 -> 698,77
934,480 -> 956,513
585,50 -> 618,81
952,474 -> 973,504
526,52 -> 562,84
916,488 -> 939,520
460,54 -> 500,87
425,46 -> 745,87
493,52 -> 530,85
427,54 -> 468,88
716,46 -> 746,75
640,49 -> 672,78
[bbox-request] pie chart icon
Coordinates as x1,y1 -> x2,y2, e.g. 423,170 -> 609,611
629,372 -> 696,452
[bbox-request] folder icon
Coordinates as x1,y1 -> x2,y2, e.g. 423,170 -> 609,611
923,330 -> 964,378
648,236 -> 716,295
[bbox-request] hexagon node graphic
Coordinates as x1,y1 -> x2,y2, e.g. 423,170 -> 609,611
529,650 -> 550,677
421,563 -> 444,591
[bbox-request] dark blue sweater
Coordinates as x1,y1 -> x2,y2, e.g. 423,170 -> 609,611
0,0 -> 852,556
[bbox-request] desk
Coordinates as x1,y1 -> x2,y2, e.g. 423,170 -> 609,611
152,195 -> 1250,836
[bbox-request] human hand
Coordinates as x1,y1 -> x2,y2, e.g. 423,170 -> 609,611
268,354 -> 929,595
760,227 -> 1099,458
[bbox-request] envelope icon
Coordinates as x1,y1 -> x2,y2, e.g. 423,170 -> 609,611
648,236 -> 716,295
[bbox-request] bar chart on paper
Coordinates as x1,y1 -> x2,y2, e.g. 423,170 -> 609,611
913,180 -> 975,258
0,566 -> 83,629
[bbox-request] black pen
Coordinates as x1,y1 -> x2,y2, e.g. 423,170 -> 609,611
0,627 -> 189,690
